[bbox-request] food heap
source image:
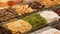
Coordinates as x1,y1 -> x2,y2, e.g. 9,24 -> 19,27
23,13 -> 47,29
0,0 -> 8,8
40,10 -> 59,23
38,0 -> 60,8
2,20 -> 32,34
1,13 -> 47,34
39,28 -> 60,34
29,2 -> 45,10
0,9 -> 17,22
0,0 -> 60,34
12,4 -> 33,15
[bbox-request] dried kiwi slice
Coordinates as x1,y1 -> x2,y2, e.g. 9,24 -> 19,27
23,13 -> 47,29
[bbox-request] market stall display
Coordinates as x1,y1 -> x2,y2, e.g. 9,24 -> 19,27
1,13 -> 47,34
0,0 -> 60,34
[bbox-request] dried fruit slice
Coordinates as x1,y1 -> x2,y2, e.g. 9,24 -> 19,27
2,20 -> 32,33
0,9 -> 17,22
